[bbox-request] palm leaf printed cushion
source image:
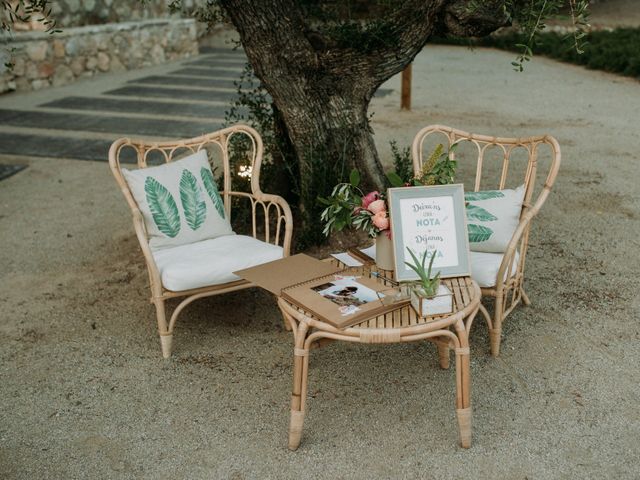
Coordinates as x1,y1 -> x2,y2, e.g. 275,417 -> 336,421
122,150 -> 233,250
465,185 -> 525,253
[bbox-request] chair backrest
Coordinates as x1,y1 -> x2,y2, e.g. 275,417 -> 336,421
109,124 -> 265,223
412,125 -> 561,259
412,124 -> 560,216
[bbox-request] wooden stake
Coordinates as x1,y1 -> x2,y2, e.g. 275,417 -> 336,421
401,64 -> 412,110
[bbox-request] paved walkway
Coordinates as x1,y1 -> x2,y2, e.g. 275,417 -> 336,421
0,47 -> 246,163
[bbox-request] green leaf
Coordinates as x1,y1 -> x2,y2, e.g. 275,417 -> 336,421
464,190 -> 505,201
349,169 -> 360,187
200,167 -> 225,219
467,224 -> 494,243
466,204 -> 497,222
144,177 -> 181,238
386,171 -> 404,188
180,170 -> 207,231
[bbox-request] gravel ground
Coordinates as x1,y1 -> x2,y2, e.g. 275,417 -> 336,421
1,44 -> 639,479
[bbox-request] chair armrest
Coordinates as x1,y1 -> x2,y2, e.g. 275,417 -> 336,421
131,208 -> 164,296
495,211 -> 535,291
227,191 -> 293,256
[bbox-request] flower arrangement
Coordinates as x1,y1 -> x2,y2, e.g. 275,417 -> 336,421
318,170 -> 390,237
319,143 -> 457,238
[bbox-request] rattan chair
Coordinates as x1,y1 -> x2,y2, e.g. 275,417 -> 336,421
109,125 -> 293,358
411,125 -> 560,356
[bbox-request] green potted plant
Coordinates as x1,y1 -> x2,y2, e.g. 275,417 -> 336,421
404,247 -> 453,317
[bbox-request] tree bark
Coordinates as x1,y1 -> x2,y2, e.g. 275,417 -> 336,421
219,0 -> 438,190
218,0 -> 510,192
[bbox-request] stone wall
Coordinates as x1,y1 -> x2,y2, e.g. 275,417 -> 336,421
0,19 -> 198,94
52,0 -> 169,28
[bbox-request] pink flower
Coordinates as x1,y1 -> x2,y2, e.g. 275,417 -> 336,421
361,191 -> 380,209
367,199 -> 386,215
372,211 -> 390,230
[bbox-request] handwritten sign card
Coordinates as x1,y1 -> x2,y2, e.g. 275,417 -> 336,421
388,184 -> 470,281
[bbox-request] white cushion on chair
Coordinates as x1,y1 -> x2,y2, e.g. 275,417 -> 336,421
469,251 -> 519,288
152,235 -> 284,292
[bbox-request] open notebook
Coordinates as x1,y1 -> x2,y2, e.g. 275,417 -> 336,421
234,254 -> 407,329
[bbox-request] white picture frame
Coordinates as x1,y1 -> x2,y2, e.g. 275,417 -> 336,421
388,184 -> 470,281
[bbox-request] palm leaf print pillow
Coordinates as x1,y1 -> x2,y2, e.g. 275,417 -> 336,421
122,150 -> 233,250
465,185 -> 525,253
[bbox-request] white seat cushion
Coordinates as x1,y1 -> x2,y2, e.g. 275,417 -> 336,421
152,235 -> 284,292
469,251 -> 519,288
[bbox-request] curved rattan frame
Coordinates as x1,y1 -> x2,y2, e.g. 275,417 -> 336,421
278,276 -> 481,450
411,125 -> 561,356
109,124 -> 293,358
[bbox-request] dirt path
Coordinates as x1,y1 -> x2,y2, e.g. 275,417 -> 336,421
1,45 -> 639,479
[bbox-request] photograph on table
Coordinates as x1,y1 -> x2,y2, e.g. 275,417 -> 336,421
388,184 -> 470,281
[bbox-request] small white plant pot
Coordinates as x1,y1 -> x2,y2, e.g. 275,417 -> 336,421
410,284 -> 453,317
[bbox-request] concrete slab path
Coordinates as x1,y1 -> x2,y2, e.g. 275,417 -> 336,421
0,47 -> 246,162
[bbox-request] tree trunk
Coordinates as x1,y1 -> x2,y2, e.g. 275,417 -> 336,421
217,0 -> 510,242
273,86 -> 385,191
218,0 -> 435,190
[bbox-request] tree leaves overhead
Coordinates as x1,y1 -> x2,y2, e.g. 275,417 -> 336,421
467,223 -> 494,243
201,167 -> 226,220
180,170 -> 207,231
144,177 -> 181,238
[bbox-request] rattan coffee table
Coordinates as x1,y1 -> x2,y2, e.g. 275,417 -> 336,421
278,265 -> 481,450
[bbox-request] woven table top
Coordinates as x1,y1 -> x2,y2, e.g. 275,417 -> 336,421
281,261 -> 480,333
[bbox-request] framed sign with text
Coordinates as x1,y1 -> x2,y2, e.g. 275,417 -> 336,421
388,184 -> 470,281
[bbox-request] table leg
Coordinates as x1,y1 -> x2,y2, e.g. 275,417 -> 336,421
289,323 -> 309,450
436,341 -> 450,370
454,321 -> 472,448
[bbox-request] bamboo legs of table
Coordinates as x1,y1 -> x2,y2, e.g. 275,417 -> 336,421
454,321 -> 472,448
288,323 -> 310,450
437,341 -> 450,369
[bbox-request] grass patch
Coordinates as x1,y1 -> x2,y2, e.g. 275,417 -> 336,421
434,28 -> 640,79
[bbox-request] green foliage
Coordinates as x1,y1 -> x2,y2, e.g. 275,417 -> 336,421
389,140 -> 413,185
436,26 -> 640,80
225,62 -> 285,196
318,181 -> 362,236
466,0 -> 590,71
1,0 -> 59,34
415,143 -> 458,186
386,142 -> 457,188
404,247 -> 441,298
1,0 -> 60,68
223,62 -> 302,232
299,143 -> 350,247
493,28 -> 640,79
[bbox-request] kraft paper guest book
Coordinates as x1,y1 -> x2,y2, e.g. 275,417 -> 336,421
234,254 -> 408,329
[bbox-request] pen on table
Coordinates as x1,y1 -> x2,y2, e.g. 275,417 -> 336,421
371,271 -> 399,286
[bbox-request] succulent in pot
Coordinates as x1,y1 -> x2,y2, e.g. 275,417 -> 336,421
404,247 -> 452,317
404,247 -> 441,298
